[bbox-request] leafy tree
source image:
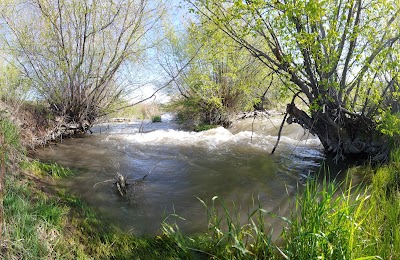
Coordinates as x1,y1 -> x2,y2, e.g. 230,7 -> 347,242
1,0 -> 164,129
187,0 -> 400,160
163,19 -> 276,127
0,61 -> 31,105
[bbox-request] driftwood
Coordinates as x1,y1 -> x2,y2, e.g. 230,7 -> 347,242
93,173 -> 148,198
115,173 -> 147,197
110,118 -> 129,123
116,173 -> 127,196
236,110 -> 284,120
32,121 -> 91,148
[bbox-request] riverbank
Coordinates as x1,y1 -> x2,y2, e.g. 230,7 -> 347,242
1,118 -> 189,258
1,109 -> 400,258
160,157 -> 400,259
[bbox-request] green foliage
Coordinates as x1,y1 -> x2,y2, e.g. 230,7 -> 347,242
165,17 -> 277,126
0,61 -> 31,103
187,0 -> 400,158
161,196 -> 276,259
378,111 -> 400,137
166,96 -> 211,127
0,118 -> 20,151
27,160 -> 74,178
194,123 -> 217,132
282,177 -> 373,259
152,115 -> 162,122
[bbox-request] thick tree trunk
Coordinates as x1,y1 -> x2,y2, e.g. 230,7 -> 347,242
286,103 -> 389,161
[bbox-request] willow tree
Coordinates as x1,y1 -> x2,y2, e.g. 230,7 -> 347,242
162,18 -> 277,127
187,0 -> 400,160
1,0 -> 163,129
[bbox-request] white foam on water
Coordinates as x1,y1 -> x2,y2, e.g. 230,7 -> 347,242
104,126 -> 321,152
160,113 -> 176,122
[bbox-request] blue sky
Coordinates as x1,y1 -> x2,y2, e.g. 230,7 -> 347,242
124,0 -> 192,104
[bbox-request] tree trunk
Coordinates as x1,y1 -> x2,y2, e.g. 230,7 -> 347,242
286,103 -> 389,161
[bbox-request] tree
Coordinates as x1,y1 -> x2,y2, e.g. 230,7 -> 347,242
187,0 -> 400,160
1,0 -> 164,130
162,18 -> 276,127
0,61 -> 31,106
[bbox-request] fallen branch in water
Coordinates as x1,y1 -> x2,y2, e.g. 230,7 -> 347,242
93,179 -> 115,188
116,173 -> 127,196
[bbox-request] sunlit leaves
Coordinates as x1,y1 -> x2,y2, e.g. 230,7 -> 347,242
165,13 -> 278,124
378,110 -> 400,137
187,0 -> 399,113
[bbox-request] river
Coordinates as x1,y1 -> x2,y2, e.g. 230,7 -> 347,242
35,113 -> 327,237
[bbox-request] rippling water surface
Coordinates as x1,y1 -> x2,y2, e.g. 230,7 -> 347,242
35,114 -> 326,236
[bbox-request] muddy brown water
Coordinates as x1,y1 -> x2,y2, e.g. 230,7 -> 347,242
35,114 -> 331,237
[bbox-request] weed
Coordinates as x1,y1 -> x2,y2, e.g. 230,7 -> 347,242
0,119 -> 20,150
161,196 -> 277,259
27,160 -> 73,178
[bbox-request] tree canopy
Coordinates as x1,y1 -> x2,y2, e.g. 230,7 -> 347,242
1,0 -> 164,128
162,16 -> 279,127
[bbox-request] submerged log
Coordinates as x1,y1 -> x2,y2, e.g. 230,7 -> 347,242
116,173 -> 127,196
115,174 -> 147,197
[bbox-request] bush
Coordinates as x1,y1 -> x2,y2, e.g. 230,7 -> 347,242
152,115 -> 162,122
166,96 -> 232,128
194,123 -> 217,132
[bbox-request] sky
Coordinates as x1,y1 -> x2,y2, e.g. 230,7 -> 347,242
0,0 -> 192,105
125,0 -> 192,104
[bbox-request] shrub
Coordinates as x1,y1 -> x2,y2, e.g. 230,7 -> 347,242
152,115 -> 162,122
194,123 -> 217,132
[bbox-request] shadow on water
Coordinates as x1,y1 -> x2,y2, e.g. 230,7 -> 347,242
34,114 -> 352,238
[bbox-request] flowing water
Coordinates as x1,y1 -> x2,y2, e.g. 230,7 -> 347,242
35,114 -> 327,236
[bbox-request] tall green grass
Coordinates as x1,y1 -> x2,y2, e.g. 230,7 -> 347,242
161,196 -> 277,259
353,150 -> 400,259
26,160 -> 73,178
3,177 -> 69,259
161,154 -> 400,259
0,118 -> 21,158
2,169 -> 187,259
281,177 -> 379,260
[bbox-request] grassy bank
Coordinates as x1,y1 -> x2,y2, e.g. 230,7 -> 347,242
3,166 -> 187,259
0,118 -> 183,259
162,160 -> 400,259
